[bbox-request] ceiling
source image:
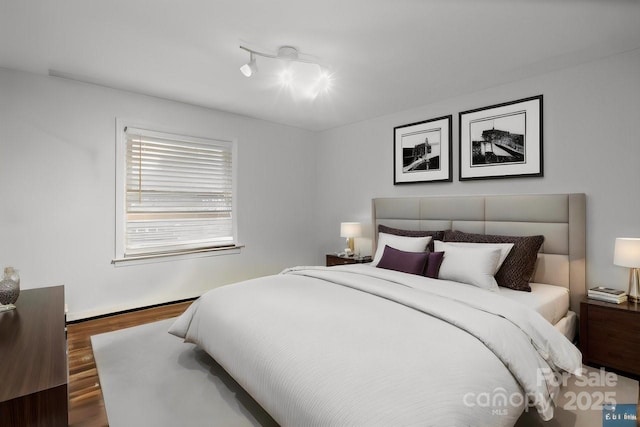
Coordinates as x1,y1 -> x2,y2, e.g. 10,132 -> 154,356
1,0 -> 639,131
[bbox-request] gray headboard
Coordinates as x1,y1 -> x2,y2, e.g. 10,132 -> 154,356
372,193 -> 586,313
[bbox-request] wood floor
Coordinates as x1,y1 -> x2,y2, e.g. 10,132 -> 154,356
67,301 -> 192,427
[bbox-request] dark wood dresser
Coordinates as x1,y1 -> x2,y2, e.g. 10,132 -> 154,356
580,298 -> 640,377
0,286 -> 68,426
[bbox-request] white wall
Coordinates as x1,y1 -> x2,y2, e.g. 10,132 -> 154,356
2,48 -> 638,319
0,68 -> 318,320
315,48 -> 640,291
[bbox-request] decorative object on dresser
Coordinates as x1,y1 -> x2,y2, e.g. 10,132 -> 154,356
587,286 -> 627,304
613,237 -> 640,302
580,298 -> 640,377
326,254 -> 371,267
340,222 -> 362,256
458,95 -> 543,181
393,115 -> 453,184
0,266 -> 20,311
0,286 -> 68,426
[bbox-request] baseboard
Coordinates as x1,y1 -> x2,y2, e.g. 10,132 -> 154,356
66,297 -> 197,324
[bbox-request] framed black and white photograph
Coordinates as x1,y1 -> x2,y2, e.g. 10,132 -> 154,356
459,95 -> 542,181
394,115 -> 452,184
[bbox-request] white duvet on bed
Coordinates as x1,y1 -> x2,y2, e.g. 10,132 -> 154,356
170,265 -> 582,427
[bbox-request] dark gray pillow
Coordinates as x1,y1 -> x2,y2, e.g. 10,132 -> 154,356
378,225 -> 445,252
443,230 -> 544,292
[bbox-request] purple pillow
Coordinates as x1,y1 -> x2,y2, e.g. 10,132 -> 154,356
377,245 -> 429,276
425,251 -> 445,278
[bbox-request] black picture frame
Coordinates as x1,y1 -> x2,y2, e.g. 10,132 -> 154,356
458,95 -> 543,181
393,115 -> 453,185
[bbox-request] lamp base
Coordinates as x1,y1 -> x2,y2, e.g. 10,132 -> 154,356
628,268 -> 640,302
346,237 -> 355,254
0,303 -> 16,312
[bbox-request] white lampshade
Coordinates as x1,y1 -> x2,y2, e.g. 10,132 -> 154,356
614,238 -> 640,268
340,222 -> 362,238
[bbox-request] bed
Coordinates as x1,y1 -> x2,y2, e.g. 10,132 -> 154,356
170,193 -> 586,427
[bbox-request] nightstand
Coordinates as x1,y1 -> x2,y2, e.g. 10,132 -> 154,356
580,298 -> 640,376
326,254 -> 372,267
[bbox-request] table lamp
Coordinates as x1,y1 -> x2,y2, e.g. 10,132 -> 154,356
613,237 -> 640,302
340,222 -> 362,257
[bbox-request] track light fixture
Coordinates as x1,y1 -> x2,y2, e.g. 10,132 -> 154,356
239,45 -> 330,78
239,45 -> 333,99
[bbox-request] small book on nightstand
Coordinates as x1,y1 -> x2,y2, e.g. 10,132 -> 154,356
587,286 -> 627,304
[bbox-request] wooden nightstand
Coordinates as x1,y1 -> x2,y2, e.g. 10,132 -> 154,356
580,298 -> 640,376
326,254 -> 372,267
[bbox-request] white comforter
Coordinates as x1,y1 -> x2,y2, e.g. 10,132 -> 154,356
170,265 -> 582,427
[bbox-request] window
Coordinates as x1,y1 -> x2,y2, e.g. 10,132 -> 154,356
115,123 -> 237,261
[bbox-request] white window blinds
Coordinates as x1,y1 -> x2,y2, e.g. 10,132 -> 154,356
121,127 -> 235,257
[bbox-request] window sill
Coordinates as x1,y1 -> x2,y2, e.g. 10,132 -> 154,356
112,245 -> 244,267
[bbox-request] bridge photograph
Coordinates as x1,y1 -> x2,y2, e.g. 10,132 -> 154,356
459,95 -> 542,181
469,111 -> 526,166
394,115 -> 452,184
401,128 -> 442,173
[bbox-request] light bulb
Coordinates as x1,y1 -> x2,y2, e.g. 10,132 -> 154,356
280,68 -> 294,86
240,53 -> 257,77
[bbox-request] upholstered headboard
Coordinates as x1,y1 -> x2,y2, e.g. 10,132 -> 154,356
372,193 -> 586,313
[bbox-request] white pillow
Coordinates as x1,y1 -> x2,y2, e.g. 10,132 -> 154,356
434,241 -> 502,291
372,232 -> 432,266
440,242 -> 514,270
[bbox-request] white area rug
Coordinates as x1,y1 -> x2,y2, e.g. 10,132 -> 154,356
93,318 -> 638,427
91,318 -> 277,427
